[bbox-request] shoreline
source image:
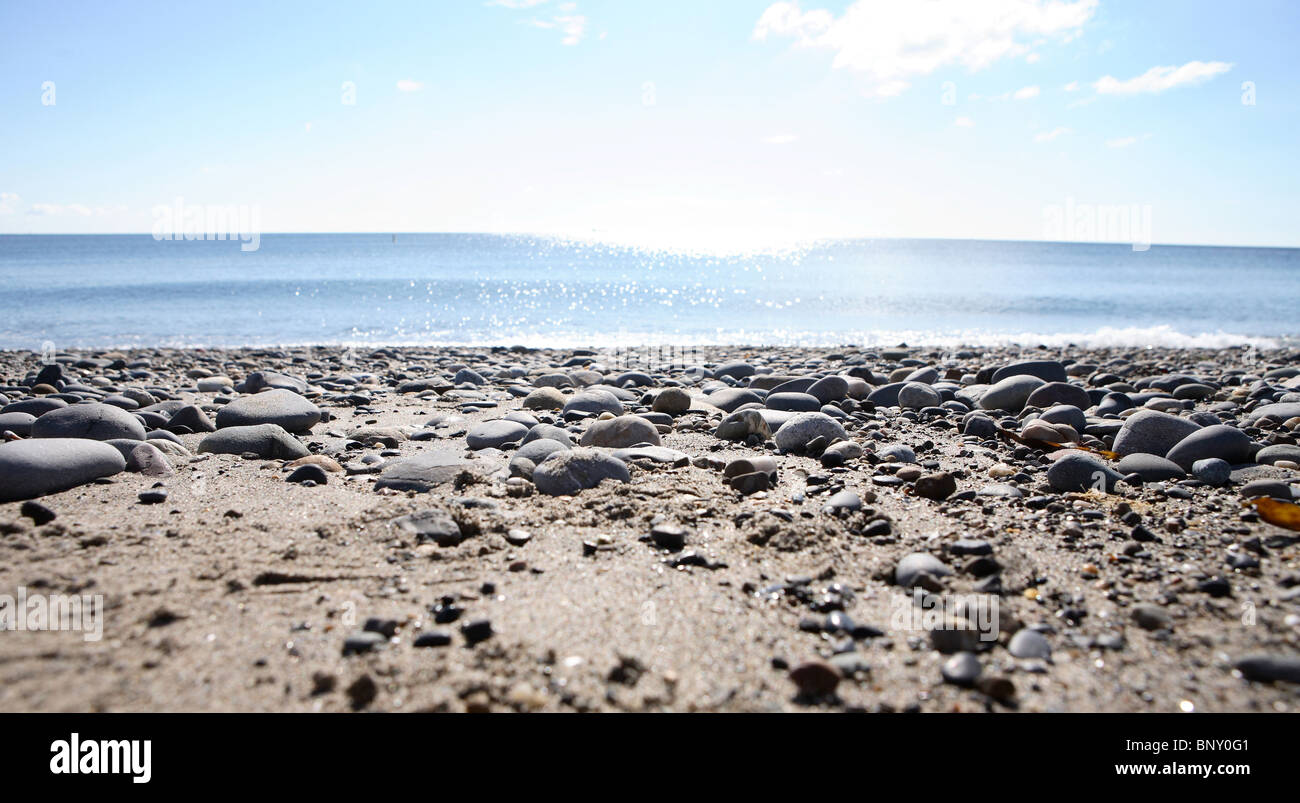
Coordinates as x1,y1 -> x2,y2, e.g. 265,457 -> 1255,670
1,343 -> 1298,712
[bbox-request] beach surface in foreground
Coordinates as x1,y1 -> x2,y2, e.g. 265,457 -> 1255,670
1,343 -> 1298,713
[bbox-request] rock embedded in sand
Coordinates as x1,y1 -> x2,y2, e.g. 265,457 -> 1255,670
1233,654 -> 1300,684
1025,382 -> 1091,410
374,451 -> 484,492
1191,457 -> 1231,485
523,386 -> 566,411
167,404 -> 216,433
30,402 -> 147,441
773,412 -> 847,454
579,415 -> 661,448
532,447 -> 630,496
198,423 -> 310,460
914,471 -> 956,500
895,552 -> 952,587
707,387 -> 763,413
237,370 -> 307,394
1008,629 -> 1052,659
0,438 -> 126,502
789,660 -> 840,696
1115,453 -> 1185,482
215,389 -> 321,433
898,382 -> 942,410
651,387 -> 692,415
714,409 -> 771,442
391,509 -> 464,546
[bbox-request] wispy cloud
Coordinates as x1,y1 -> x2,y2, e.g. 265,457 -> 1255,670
1094,60 -> 1232,95
1063,81 -> 1079,92
762,134 -> 799,145
396,79 -> 423,92
1034,126 -> 1072,143
0,192 -> 19,215
502,0 -> 588,46
27,202 -> 125,217
1013,85 -> 1040,100
753,0 -> 1098,97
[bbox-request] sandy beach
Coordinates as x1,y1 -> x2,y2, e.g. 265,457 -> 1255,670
1,343 -> 1297,713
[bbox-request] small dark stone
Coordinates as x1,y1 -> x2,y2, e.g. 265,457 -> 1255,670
460,619 -> 493,646
413,631 -> 453,648
20,500 -> 56,525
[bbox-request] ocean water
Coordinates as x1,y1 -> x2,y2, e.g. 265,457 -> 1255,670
1,233 -> 1297,351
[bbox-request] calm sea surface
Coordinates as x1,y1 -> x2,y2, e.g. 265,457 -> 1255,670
1,234 -> 1296,350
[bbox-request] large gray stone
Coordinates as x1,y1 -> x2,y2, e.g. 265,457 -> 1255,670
1165,424 -> 1254,471
215,389 -> 321,433
773,412 -> 847,454
30,402 -> 146,441
978,375 -> 1045,412
374,450 -> 488,492
0,438 -> 126,502
198,424 -> 310,459
992,360 -> 1067,383
1112,409 -> 1201,457
1047,452 -> 1124,492
562,389 -> 624,417
532,448 -> 631,495
1116,453 -> 1185,482
1025,382 -> 1091,411
579,416 -> 661,448
898,382 -> 942,410
466,420 -> 529,450
707,387 -> 763,413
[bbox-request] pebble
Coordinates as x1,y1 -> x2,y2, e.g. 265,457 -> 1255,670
789,660 -> 841,697
30,402 -> 147,441
772,412 -> 847,454
895,552 -> 952,587
198,424 -> 310,460
532,448 -> 631,495
0,438 -> 126,502
941,652 -> 981,686
579,415 -> 661,448
215,389 -> 321,433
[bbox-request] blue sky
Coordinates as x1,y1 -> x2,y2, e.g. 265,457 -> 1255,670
1,0 -> 1296,247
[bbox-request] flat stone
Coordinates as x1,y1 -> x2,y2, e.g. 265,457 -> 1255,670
562,389 -> 623,417
466,420 -> 529,450
215,389 -> 321,433
1115,453 -> 1186,482
374,451 -> 487,492
773,412 -> 847,454
1047,452 -> 1123,492
992,360 -> 1067,383
979,375 -> 1045,412
1165,424 -> 1253,471
391,509 -> 465,546
30,402 -> 146,441
1112,410 -> 1201,458
895,552 -> 952,587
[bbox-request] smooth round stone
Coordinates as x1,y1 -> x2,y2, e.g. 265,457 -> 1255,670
522,423 -> 574,447
237,370 -> 308,394
652,387 -> 692,415
1096,392 -> 1134,416
532,448 -> 631,496
523,387 -> 566,410
1239,479 -> 1293,500
707,387 -> 763,413
766,392 -> 821,412
898,382 -> 942,410
1244,402 -> 1300,425
1046,452 -> 1123,492
1165,424 -> 1253,471
215,389 -> 321,433
941,652 -> 981,686
962,414 -> 997,438
1025,382 -> 1091,411
823,490 -> 861,512
0,411 -> 36,436
714,409 -> 771,441
1112,410 -> 1201,457
1037,404 -> 1087,434
895,552 -> 953,587
772,412 -> 847,454
2,397 -> 68,417
129,442 -> 173,476
453,368 -> 487,386
904,366 -> 939,384
1173,382 -> 1215,400
978,375 -> 1045,412
1115,453 -> 1186,482
466,420 -> 529,450
287,463 -> 329,485
562,389 -> 624,417
30,402 -> 146,441
821,440 -> 862,463
713,361 -> 754,380
167,404 -> 216,433
198,424 -> 310,459
509,439 -> 569,479
1233,654 -> 1300,684
503,411 -> 539,428
991,360 -> 1067,383
865,382 -> 906,407
876,444 -> 916,463
196,376 -> 233,393
1008,629 -> 1052,659
0,438 -> 126,502
579,415 -> 661,448
1255,444 -> 1300,466
1191,457 -> 1231,485
533,373 -> 573,388
807,375 -> 849,403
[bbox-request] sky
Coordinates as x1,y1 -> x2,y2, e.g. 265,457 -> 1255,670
1,0 -> 1297,248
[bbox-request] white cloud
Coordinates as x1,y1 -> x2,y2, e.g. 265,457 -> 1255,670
1107,133 -> 1151,148
762,134 -> 799,145
1093,60 -> 1232,95
1063,80 -> 1079,92
953,116 -> 974,128
1013,85 -> 1040,100
1025,53 -> 1041,64
753,0 -> 1098,97
502,0 -> 588,46
28,202 -> 118,217
1034,126 -> 1072,142
396,79 -> 423,92
0,192 -> 18,214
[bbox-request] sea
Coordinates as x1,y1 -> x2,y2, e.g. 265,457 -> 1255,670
1,234 -> 1296,351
